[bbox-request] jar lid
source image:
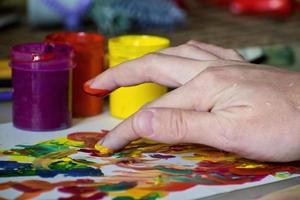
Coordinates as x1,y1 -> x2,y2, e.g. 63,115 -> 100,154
10,43 -> 75,71
109,35 -> 170,58
45,32 -> 105,49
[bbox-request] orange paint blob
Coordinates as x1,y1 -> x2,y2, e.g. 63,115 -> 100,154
67,132 -> 106,148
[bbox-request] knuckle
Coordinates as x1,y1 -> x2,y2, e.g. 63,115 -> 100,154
168,109 -> 188,143
179,44 -> 197,52
197,67 -> 227,84
144,52 -> 162,62
140,52 -> 164,75
225,48 -> 237,55
142,53 -> 161,67
225,49 -> 243,60
187,40 -> 200,46
131,113 -> 143,138
197,66 -> 243,85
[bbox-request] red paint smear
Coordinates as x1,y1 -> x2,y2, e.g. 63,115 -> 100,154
169,145 -> 184,151
229,166 -> 298,176
59,186 -> 97,194
83,83 -> 111,98
67,132 -> 107,148
58,192 -> 107,200
13,183 -> 42,192
204,174 -> 265,185
0,182 -> 14,190
151,182 -> 197,192
17,192 -> 41,200
78,148 -> 112,157
54,179 -> 95,188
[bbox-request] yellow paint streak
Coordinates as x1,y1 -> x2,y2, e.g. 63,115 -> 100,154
45,138 -> 84,147
237,163 -> 265,169
109,188 -> 167,199
33,149 -> 77,169
94,144 -> 113,155
9,156 -> 34,163
154,175 -> 163,186
182,155 -> 236,162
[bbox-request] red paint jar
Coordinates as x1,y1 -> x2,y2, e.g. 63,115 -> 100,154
45,32 -> 105,117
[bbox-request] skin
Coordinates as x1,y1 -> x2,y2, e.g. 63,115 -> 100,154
87,40 -> 300,162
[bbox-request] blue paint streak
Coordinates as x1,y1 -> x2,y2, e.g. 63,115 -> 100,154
0,161 -> 103,178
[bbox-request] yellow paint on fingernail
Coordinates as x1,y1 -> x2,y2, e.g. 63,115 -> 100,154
94,144 -> 113,155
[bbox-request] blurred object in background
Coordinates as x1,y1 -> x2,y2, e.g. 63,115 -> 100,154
89,0 -> 186,36
0,0 -> 23,30
205,0 -> 300,18
0,14 -> 20,30
239,45 -> 296,69
230,0 -> 293,17
263,45 -> 295,67
27,0 -> 92,30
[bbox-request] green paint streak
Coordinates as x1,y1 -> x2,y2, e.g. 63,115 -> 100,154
141,192 -> 161,200
98,181 -> 137,192
170,176 -> 200,183
155,166 -> 193,175
275,172 -> 291,178
11,144 -> 69,158
49,160 -> 87,170
3,138 -> 84,158
112,151 -> 141,158
112,197 -> 134,200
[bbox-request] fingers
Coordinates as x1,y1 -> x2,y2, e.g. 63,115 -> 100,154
88,53 -> 222,91
132,108 -> 221,145
96,71 -> 233,150
96,84 -> 200,150
187,40 -> 245,61
99,107 -> 229,151
87,41 -> 245,94
159,43 -> 220,60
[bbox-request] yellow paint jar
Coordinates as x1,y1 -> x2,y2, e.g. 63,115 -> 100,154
108,35 -> 170,118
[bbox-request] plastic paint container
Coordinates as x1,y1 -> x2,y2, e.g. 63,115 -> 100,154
10,43 -> 75,131
108,35 -> 170,119
45,32 -> 105,117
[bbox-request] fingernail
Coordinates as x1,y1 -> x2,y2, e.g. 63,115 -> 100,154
135,110 -> 154,136
83,82 -> 111,97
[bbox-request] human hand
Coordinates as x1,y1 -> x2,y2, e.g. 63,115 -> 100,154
87,41 -> 300,162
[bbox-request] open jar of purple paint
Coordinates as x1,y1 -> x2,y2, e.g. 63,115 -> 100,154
10,43 -> 75,131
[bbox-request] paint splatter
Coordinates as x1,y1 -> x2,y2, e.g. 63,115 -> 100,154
0,131 -> 300,199
149,154 -> 175,159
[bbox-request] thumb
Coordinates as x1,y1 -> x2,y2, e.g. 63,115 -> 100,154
132,108 -> 220,145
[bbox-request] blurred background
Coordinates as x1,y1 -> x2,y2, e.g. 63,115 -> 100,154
0,0 -> 300,122
0,0 -> 299,56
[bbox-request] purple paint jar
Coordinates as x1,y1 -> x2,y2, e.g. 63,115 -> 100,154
10,43 -> 75,131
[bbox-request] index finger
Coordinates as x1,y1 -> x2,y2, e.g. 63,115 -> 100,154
87,53 -> 241,93
88,53 -> 213,91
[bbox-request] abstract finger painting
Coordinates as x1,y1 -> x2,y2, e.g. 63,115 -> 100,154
0,131 -> 300,200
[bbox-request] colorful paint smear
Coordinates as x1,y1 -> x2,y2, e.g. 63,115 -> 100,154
0,131 -> 300,200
